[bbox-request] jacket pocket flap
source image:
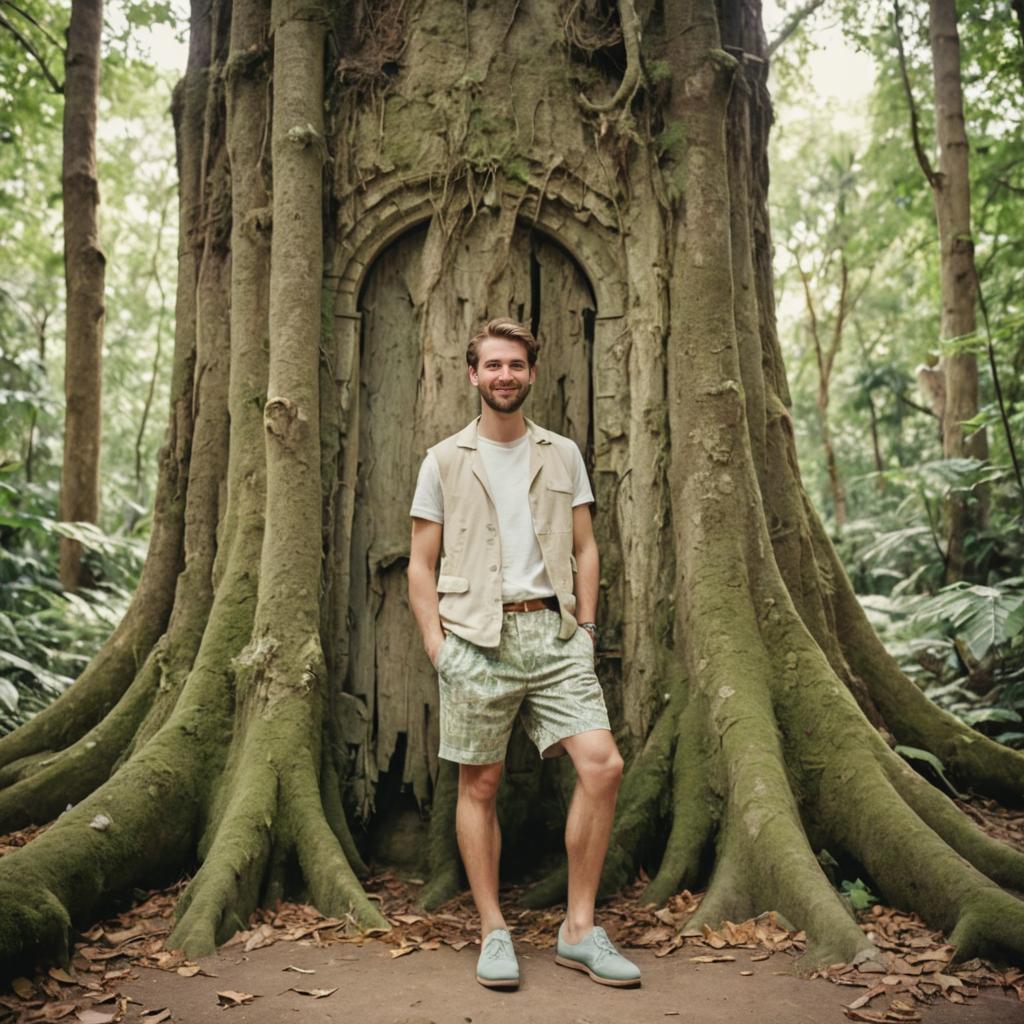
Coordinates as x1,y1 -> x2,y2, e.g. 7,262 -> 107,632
545,479 -> 574,494
437,574 -> 470,594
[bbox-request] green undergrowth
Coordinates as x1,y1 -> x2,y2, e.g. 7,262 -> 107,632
836,459 -> 1024,751
0,474 -> 146,736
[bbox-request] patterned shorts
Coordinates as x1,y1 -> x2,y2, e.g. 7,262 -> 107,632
436,609 -> 611,765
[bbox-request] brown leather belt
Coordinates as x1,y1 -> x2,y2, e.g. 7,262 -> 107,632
502,596 -> 559,613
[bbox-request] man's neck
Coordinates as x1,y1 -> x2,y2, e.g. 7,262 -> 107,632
477,406 -> 528,443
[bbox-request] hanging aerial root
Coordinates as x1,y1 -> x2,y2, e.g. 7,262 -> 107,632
643,692 -> 716,906
575,0 -> 644,113
880,747 -> 1024,892
420,761 -> 460,910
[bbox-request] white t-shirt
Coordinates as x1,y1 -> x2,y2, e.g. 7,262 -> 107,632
410,433 -> 594,602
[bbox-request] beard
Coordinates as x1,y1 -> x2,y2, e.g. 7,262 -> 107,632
479,379 -> 532,414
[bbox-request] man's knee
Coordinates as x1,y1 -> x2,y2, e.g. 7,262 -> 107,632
577,748 -> 624,794
458,761 -> 504,803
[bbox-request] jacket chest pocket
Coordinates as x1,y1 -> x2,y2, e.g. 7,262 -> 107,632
535,480 -> 573,534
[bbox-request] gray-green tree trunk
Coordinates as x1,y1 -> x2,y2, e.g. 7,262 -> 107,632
2,0 -> 1023,976
59,0 -> 106,591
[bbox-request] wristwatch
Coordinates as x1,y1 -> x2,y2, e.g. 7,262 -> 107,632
579,621 -> 598,641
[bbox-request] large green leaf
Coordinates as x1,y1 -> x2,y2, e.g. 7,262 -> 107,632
895,745 -> 963,799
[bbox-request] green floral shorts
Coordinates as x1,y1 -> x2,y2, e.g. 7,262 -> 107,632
435,609 -> 611,765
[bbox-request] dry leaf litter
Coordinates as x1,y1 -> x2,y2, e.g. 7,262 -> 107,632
0,798 -> 1021,1022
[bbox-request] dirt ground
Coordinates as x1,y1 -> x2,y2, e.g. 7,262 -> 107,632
113,937 -> 1022,1024
3,798 -> 1024,1024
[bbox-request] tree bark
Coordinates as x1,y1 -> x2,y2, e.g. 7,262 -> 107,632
2,0 -> 1024,975
59,0 -> 105,591
927,0 -> 989,581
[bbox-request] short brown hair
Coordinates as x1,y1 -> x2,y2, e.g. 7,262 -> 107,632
466,317 -> 540,369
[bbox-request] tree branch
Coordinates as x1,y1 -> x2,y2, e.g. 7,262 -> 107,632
976,273 -> 1024,507
892,0 -> 936,187
766,0 -> 826,59
1,0 -> 64,52
0,9 -> 62,93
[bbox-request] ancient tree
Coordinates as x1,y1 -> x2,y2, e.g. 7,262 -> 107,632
59,0 -> 106,591
2,0 -> 1023,974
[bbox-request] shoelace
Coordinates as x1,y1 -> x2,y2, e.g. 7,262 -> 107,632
589,927 -> 620,963
484,934 -> 515,961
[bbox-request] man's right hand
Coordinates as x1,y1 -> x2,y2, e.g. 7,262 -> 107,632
427,632 -> 446,669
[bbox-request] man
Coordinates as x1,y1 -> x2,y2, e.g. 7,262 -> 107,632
407,317 -> 641,990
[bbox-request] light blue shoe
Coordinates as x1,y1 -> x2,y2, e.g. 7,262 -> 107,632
476,928 -> 519,989
555,924 -> 641,987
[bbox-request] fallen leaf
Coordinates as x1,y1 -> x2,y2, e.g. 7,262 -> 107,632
689,955 -> 735,963
140,1011 -> 171,1023
289,987 -> 338,999
846,984 -> 887,1010
216,990 -> 255,1008
176,964 -> 202,977
750,953 -> 770,962
419,939 -> 441,951
11,977 -> 35,999
88,814 -> 111,832
392,914 -> 425,925
48,967 -> 78,985
740,970 -> 753,976
283,965 -> 315,974
389,945 -> 416,959
75,1011 -> 116,1024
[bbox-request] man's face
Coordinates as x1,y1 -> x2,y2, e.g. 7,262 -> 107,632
469,336 -> 536,414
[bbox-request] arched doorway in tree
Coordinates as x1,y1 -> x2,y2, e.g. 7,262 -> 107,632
348,211 -> 606,872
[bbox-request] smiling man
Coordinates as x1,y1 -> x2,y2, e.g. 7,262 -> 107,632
407,317 -> 641,990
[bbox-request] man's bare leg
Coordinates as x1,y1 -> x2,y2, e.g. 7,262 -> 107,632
558,729 -> 625,943
456,761 -> 507,937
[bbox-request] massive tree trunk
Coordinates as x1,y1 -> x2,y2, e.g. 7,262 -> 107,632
927,0 -> 989,581
2,0 -> 1024,974
59,0 -> 106,591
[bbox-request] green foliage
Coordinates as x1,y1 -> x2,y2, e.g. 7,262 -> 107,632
0,1 -> 179,733
0,474 -> 144,737
894,745 -> 963,798
840,878 -> 879,912
768,0 -> 1024,750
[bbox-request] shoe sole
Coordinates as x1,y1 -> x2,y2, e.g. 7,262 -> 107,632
555,954 -> 641,987
476,975 -> 519,989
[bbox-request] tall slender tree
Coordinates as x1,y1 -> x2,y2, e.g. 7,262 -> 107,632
59,0 -> 106,590
894,0 -> 989,581
1,0 -> 1023,974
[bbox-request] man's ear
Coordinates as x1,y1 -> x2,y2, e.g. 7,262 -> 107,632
529,365 -> 537,383
468,364 -> 479,387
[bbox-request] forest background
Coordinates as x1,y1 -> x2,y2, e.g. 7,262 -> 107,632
0,0 -> 1021,821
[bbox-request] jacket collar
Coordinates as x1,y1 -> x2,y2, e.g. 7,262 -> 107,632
455,415 -> 552,450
